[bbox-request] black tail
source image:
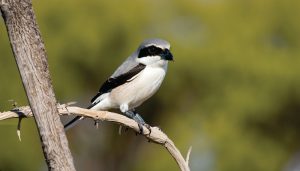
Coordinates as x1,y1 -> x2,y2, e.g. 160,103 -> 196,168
64,116 -> 83,130
64,104 -> 95,130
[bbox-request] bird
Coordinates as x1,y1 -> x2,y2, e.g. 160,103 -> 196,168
64,38 -> 173,133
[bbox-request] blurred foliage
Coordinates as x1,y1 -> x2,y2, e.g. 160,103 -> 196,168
1,0 -> 300,171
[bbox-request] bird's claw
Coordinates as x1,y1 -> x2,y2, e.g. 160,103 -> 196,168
137,123 -> 151,135
137,123 -> 144,134
124,110 -> 151,135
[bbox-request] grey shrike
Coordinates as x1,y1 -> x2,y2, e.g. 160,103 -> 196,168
64,38 -> 173,133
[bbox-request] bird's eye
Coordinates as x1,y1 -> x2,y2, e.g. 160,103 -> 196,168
148,46 -> 157,54
147,46 -> 162,56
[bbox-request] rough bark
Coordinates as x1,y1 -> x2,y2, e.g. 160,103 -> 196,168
0,0 -> 76,170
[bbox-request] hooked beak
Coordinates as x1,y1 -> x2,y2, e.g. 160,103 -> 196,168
161,49 -> 173,61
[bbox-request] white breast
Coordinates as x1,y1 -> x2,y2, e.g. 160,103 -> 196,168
109,62 -> 168,110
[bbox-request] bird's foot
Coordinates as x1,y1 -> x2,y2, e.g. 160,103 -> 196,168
125,111 -> 151,135
132,114 -> 152,135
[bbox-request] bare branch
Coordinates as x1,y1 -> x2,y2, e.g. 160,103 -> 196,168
0,104 -> 191,171
186,146 -> 192,166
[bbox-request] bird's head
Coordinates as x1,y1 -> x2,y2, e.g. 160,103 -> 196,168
136,38 -> 173,65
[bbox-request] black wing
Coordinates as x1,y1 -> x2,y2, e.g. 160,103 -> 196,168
91,63 -> 146,103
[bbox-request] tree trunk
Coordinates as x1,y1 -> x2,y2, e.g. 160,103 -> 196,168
0,0 -> 76,170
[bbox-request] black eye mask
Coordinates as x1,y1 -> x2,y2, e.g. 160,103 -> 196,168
138,45 -> 164,58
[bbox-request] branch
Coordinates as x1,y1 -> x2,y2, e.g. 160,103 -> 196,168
1,0 -> 75,170
0,104 -> 191,171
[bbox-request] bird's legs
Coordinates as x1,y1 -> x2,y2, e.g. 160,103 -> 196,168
124,110 -> 151,134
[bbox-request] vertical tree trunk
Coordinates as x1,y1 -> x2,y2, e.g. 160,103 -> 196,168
0,0 -> 76,170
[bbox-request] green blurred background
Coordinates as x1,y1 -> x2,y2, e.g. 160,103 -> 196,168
1,0 -> 300,170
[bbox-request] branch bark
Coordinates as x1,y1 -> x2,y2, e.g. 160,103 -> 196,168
0,104 -> 191,171
0,0 -> 75,170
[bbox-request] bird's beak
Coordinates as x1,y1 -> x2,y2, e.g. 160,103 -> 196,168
161,49 -> 173,61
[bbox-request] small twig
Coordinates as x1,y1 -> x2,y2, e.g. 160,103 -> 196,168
66,101 -> 77,106
186,146 -> 192,166
118,125 -> 123,135
64,101 -> 77,115
17,116 -> 22,141
8,100 -> 22,141
94,120 -> 99,129
0,103 -> 191,171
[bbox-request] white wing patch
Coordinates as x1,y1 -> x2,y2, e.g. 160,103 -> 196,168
92,93 -> 109,104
